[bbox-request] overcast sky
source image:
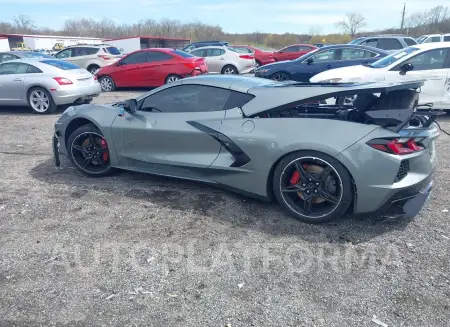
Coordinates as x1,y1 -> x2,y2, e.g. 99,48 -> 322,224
0,0 -> 446,34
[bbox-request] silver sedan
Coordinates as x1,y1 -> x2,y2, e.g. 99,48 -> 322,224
0,58 -> 101,114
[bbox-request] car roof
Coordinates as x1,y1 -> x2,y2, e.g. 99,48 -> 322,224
318,44 -> 388,53
191,45 -> 228,51
413,42 -> 450,50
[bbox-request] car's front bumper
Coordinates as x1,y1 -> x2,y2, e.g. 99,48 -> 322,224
52,83 -> 102,105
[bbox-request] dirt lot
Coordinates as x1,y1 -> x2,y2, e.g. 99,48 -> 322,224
1,90 -> 449,327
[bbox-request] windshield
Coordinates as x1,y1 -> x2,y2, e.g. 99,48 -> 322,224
416,36 -> 427,44
348,38 -> 364,44
369,47 -> 419,68
173,49 -> 195,58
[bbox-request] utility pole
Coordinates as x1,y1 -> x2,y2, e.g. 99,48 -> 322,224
400,2 -> 406,34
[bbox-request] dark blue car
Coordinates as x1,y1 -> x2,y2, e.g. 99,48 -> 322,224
254,44 -> 389,82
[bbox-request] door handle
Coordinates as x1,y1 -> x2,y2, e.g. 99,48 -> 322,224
325,65 -> 332,69
13,78 -> 22,82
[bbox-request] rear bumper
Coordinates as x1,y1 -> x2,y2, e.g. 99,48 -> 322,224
52,83 -> 102,105
377,176 -> 433,219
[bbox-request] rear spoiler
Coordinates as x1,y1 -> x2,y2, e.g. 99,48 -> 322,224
366,108 -> 446,133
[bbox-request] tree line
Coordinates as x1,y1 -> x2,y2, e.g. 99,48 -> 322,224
0,5 -> 448,50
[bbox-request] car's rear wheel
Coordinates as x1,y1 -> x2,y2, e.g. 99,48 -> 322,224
221,65 -> 238,74
87,65 -> 100,75
99,76 -> 116,92
165,74 -> 181,84
27,87 -> 57,114
270,72 -> 290,82
67,124 -> 113,177
273,151 -> 353,223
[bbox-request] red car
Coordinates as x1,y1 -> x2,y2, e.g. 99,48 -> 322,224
232,45 -> 276,68
96,48 -> 208,91
272,44 -> 318,62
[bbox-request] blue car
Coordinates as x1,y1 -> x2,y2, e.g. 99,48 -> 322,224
254,44 -> 388,82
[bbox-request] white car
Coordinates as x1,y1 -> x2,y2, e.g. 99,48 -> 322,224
310,42 -> 450,109
189,46 -> 256,74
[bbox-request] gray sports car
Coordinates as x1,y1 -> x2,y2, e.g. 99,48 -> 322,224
52,75 -> 439,223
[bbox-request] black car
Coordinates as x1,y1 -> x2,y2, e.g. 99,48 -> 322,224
254,44 -> 388,82
183,41 -> 229,53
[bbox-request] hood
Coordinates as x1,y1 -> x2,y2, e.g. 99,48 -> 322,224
310,64 -> 375,82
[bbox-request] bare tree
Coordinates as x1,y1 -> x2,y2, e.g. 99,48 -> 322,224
308,27 -> 322,36
13,15 -> 36,33
335,12 -> 366,37
428,5 -> 448,31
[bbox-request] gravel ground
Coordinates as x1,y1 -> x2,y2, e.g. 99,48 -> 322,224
0,90 -> 449,327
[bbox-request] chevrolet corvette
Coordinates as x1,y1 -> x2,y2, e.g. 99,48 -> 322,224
53,75 -> 439,223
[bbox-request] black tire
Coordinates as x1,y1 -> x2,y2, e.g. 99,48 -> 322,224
67,124 -> 114,177
273,151 -> 353,223
99,76 -> 116,92
165,74 -> 182,84
87,65 -> 100,75
84,98 -> 93,104
221,65 -> 238,74
375,89 -> 419,110
27,87 -> 57,114
270,72 -> 290,82
255,60 -> 262,68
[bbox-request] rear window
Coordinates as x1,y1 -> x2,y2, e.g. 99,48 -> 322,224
23,52 -> 53,59
41,60 -> 80,70
173,50 -> 195,58
104,47 -> 121,55
403,38 -> 417,46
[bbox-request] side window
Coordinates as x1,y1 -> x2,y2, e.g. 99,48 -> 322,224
311,49 -> 336,62
26,65 -> 43,73
341,48 -> 370,60
283,46 -> 299,52
377,39 -> 403,50
55,48 -> 72,59
190,49 -> 206,57
141,85 -> 235,112
0,63 -> 21,74
403,38 -> 417,46
0,53 -> 20,63
298,45 -> 313,51
430,36 -> 441,42
121,51 -> 147,65
147,52 -> 173,62
395,49 -> 449,71
444,35 -> 450,42
362,39 -> 378,48
85,47 -> 100,55
207,49 -> 225,56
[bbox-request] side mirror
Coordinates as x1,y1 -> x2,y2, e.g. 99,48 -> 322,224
306,57 -> 314,65
123,99 -> 137,113
117,60 -> 123,66
399,63 -> 413,75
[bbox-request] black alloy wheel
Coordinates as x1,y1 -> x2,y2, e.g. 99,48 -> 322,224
273,151 -> 352,223
270,72 -> 290,82
67,124 -> 113,176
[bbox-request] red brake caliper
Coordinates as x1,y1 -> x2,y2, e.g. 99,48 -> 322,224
290,164 -> 307,185
100,139 -> 109,163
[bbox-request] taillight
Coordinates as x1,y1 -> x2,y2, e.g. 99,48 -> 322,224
99,55 -> 112,60
53,77 -> 73,85
239,54 -> 254,60
93,75 -> 98,81
367,138 -> 425,155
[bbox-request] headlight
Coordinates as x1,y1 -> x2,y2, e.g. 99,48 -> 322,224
256,68 -> 270,74
319,78 -> 342,83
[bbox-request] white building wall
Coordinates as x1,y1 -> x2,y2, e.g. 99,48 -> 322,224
0,38 -> 10,51
103,38 -> 141,54
22,36 -> 103,50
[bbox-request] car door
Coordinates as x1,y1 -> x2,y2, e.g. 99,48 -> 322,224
0,62 -> 25,105
140,51 -> 175,87
70,47 -> 91,68
275,46 -> 299,61
113,51 -> 148,87
111,84 -> 231,176
338,48 -> 380,67
190,48 -> 216,72
292,48 -> 338,82
386,48 -> 450,106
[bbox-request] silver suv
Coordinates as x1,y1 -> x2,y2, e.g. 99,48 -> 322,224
54,44 -> 122,74
349,36 -> 417,52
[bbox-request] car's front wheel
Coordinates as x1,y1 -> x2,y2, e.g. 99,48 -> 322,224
67,124 -> 114,177
270,72 -> 290,82
99,76 -> 116,92
273,151 -> 353,223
